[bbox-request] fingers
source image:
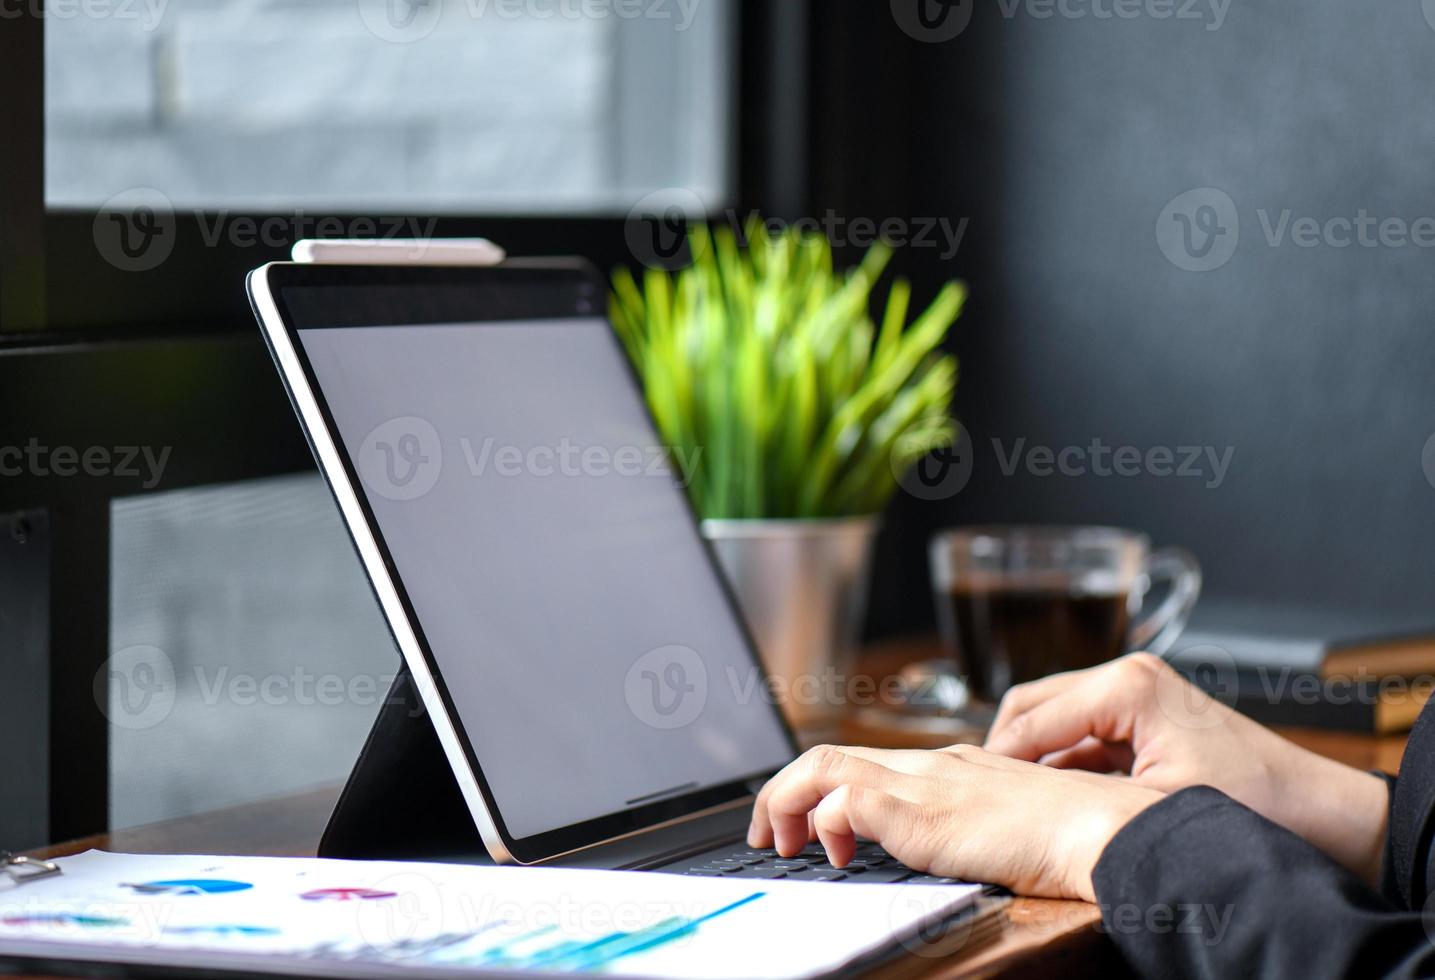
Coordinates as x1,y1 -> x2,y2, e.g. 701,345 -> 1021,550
749,739 -> 1160,897
986,669 -> 1087,741
749,744 -> 1023,864
811,785 -> 920,869
984,676 -> 1117,762
749,746 -> 925,855
984,654 -> 1164,762
812,786 -> 859,867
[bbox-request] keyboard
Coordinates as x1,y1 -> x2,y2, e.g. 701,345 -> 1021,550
658,841 -> 967,885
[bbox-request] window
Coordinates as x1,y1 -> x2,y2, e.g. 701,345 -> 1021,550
8,0 -> 795,843
108,473 -> 397,828
46,0 -> 734,213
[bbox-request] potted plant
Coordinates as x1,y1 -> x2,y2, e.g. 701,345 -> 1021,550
610,219 -> 965,735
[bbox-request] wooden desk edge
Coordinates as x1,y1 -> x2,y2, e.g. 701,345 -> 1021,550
903,899 -> 1108,980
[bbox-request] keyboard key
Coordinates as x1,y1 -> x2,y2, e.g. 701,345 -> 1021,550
666,841 -> 936,884
905,875 -> 964,885
845,856 -> 889,868
845,867 -> 915,883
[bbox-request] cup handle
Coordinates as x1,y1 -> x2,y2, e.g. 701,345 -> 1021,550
1126,547 -> 1202,656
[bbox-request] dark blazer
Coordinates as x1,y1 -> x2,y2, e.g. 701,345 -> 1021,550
1093,704 -> 1435,977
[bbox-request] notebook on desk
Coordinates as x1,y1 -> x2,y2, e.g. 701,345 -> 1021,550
1168,599 -> 1435,733
0,851 -> 1001,979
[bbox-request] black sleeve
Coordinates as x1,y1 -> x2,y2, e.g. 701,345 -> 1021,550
1377,772 -> 1405,909
1092,786 -> 1435,979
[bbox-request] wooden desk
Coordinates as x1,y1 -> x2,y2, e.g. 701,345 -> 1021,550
22,631 -> 1412,975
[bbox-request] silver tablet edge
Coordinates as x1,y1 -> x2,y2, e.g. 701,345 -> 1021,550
249,262 -> 517,864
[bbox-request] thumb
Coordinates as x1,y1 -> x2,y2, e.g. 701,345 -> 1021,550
983,655 -> 1162,762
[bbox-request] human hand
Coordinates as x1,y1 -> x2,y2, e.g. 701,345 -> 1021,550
984,653 -> 1390,884
747,743 -> 1163,901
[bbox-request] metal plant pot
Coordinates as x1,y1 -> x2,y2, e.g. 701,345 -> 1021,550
701,516 -> 881,737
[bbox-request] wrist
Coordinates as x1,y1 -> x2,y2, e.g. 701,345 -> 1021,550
1273,746 -> 1390,886
1067,783 -> 1165,902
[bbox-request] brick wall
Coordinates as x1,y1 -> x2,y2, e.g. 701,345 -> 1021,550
46,0 -> 730,212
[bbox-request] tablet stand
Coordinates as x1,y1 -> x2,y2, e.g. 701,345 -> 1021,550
319,663 -> 494,862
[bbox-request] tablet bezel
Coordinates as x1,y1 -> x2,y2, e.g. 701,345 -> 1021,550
247,260 -> 798,865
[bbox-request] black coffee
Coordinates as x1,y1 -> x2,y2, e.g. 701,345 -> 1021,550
938,587 -> 1131,701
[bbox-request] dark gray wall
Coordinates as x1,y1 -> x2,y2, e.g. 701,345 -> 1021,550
818,1 -> 1435,632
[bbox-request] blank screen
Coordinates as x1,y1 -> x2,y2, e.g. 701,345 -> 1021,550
299,318 -> 792,839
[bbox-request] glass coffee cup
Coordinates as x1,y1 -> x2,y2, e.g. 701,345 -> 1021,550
928,525 -> 1201,703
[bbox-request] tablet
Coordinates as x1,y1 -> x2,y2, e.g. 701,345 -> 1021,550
247,261 -> 796,865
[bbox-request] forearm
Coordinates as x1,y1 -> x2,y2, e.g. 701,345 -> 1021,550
1274,747 -> 1389,886
1249,729 -> 1391,886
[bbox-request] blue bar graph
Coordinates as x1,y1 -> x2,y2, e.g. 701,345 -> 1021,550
437,892 -> 766,973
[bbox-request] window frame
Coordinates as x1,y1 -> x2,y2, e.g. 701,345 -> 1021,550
0,5 -> 45,335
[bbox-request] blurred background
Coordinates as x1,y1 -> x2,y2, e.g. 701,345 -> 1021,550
5,0 -> 1435,850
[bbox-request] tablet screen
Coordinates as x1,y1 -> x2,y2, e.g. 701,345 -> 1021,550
284,279 -> 793,849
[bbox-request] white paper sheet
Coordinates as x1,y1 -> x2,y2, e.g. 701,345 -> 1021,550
0,852 -> 984,979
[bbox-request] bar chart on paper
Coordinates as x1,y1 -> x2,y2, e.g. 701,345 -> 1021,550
0,852 -> 984,979
419,892 -> 765,972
